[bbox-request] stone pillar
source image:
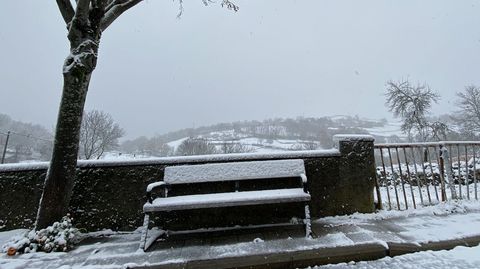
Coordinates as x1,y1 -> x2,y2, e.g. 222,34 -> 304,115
331,134 -> 376,215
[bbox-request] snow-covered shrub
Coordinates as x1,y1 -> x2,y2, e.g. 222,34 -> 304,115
1,215 -> 80,255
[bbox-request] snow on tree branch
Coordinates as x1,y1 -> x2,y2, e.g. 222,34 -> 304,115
101,0 -> 143,31
385,79 -> 442,142
221,0 -> 239,12
177,0 -> 238,18
56,0 -> 75,25
63,40 -> 99,74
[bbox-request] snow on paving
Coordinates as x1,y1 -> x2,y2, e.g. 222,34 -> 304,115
319,200 -> 480,244
311,245 -> 480,269
308,243 -> 480,269
3,201 -> 480,268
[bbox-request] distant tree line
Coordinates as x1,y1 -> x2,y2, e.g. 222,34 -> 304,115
0,110 -> 125,163
120,115 -> 383,156
0,114 -> 53,163
120,136 -> 255,157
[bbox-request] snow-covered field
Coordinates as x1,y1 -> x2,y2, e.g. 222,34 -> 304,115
100,135 -> 325,160
364,121 -> 403,138
168,134 -> 323,153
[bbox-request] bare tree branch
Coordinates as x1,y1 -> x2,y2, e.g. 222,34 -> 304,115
455,85 -> 480,135
56,0 -> 75,25
75,0 -> 91,20
105,0 -> 129,13
176,0 -> 238,18
100,0 -> 143,31
221,0 -> 239,12
80,110 -> 124,159
176,137 -> 217,156
385,79 -> 440,142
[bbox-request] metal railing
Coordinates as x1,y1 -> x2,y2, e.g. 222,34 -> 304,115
374,141 -> 480,210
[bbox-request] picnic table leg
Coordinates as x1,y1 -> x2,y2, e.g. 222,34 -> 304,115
139,213 -> 150,251
304,203 -> 312,238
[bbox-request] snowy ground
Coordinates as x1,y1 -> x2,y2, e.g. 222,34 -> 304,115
364,121 -> 403,138
310,244 -> 480,269
3,201 -> 480,269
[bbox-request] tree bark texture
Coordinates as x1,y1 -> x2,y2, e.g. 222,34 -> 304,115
35,11 -> 102,229
37,0 -> 230,229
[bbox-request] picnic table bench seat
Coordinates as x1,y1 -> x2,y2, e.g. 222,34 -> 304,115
139,159 -> 312,251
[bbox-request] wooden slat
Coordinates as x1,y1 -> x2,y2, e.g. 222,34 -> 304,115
144,188 -> 310,212
164,159 -> 305,184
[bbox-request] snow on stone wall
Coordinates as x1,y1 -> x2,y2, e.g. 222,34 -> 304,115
0,135 -> 375,232
0,149 -> 340,173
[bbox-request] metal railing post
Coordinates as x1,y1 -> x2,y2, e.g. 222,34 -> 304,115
379,149 -> 392,210
436,146 -> 447,201
441,145 -> 457,200
474,145 -> 478,200
403,147 -> 416,208
464,145 -> 470,200
1,131 -> 10,164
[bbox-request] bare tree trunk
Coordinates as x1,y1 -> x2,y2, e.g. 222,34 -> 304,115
36,0 -> 147,228
35,17 -> 101,229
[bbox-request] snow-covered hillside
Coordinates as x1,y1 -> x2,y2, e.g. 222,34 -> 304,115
115,116 -> 405,159
1,115 -> 406,162
166,133 -> 322,153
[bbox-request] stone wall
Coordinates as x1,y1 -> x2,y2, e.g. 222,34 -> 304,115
0,135 -> 375,232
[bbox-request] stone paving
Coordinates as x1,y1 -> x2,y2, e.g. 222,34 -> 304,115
3,207 -> 480,269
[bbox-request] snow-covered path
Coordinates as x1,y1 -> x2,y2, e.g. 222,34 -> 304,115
312,244 -> 480,269
3,201 -> 480,269
316,200 -> 480,245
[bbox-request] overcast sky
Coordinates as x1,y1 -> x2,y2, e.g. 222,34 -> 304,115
0,1 -> 479,138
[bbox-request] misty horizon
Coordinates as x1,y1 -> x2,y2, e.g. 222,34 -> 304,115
1,1 -> 479,139
0,112 -> 393,142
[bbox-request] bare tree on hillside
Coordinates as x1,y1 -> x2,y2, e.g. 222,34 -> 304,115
385,79 -> 445,142
290,141 -> 320,151
147,137 -> 174,157
79,110 -> 124,159
0,114 -> 54,162
120,136 -> 149,154
455,85 -> 480,135
300,141 -> 320,150
120,136 -> 173,157
176,138 -> 217,156
219,141 -> 253,154
37,0 -> 238,228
